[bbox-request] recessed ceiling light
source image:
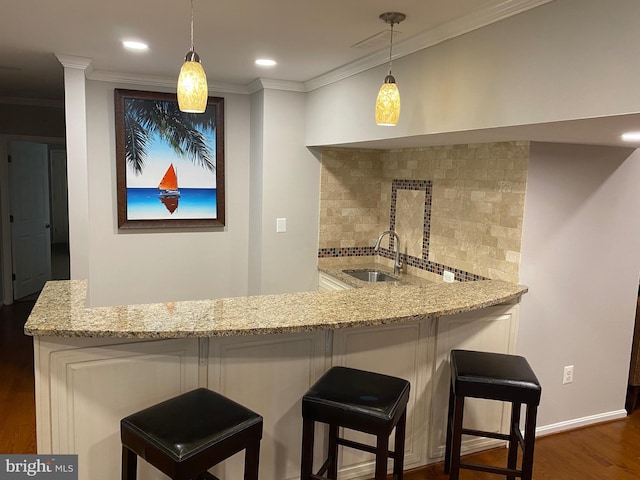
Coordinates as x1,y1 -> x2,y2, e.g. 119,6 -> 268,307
621,132 -> 640,141
255,59 -> 277,67
123,41 -> 149,51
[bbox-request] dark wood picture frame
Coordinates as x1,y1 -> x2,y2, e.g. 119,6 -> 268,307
115,89 -> 225,229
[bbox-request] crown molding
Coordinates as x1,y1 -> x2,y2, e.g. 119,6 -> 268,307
247,78 -> 306,94
55,54 -> 249,94
55,54 -> 94,76
86,69 -> 250,95
304,0 -> 555,92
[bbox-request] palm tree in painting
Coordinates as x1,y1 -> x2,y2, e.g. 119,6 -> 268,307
123,98 -> 216,175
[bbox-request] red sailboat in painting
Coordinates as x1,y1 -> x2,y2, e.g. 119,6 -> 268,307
158,164 -> 180,197
158,164 -> 180,213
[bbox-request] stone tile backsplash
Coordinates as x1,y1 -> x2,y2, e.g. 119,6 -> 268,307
319,149 -> 383,249
318,142 -> 529,283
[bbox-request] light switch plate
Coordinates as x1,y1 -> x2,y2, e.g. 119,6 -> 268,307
276,218 -> 287,233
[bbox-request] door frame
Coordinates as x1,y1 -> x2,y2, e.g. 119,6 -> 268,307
0,135 -> 65,305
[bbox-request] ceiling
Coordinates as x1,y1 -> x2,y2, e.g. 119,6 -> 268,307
0,0 -> 544,100
2,0 -> 640,149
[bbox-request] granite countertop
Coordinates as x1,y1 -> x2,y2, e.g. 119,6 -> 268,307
24,264 -> 528,339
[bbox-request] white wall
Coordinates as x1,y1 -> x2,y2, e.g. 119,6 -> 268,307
306,0 -> 640,146
84,80 -> 252,306
252,88 -> 321,294
248,90 -> 264,295
62,63 -> 91,282
519,142 -> 640,431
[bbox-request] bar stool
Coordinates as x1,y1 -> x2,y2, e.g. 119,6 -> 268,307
121,388 -> 263,480
444,350 -> 542,480
301,366 -> 410,480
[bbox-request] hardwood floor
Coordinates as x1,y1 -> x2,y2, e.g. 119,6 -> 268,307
3,301 -> 640,480
0,300 -> 36,454
401,410 -> 640,480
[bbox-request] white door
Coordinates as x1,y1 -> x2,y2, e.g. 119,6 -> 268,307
9,141 -> 51,299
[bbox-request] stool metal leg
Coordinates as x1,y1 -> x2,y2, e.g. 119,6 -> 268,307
327,424 -> 339,480
244,440 -> 261,480
393,409 -> 407,479
521,404 -> 538,480
507,402 -> 522,480
300,417 -> 315,480
122,447 -> 137,480
448,394 -> 465,480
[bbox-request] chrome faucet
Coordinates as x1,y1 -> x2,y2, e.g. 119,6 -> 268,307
374,230 -> 402,275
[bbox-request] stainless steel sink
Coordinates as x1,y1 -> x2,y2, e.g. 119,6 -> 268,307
342,269 -> 397,283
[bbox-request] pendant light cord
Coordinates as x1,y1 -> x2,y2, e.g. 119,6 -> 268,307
190,0 -> 195,52
388,22 -> 394,75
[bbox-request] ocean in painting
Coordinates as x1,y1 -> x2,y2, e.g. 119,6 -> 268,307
127,188 -> 217,220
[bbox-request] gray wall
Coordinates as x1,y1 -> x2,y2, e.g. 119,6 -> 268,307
520,142 -> 640,430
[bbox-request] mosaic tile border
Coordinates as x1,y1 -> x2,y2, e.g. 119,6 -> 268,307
318,246 -> 376,258
318,178 -> 487,282
390,179 -> 432,258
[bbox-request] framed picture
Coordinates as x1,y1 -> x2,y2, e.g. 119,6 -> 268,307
114,89 -> 225,229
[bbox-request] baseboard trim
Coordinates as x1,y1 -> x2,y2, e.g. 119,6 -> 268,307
537,409 -> 628,437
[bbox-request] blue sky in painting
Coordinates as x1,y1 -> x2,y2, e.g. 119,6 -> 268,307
126,129 -> 217,189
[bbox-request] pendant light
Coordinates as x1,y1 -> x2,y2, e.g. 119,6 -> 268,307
375,12 -> 406,126
177,0 -> 207,113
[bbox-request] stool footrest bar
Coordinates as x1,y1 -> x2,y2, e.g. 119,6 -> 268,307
336,437 -> 398,459
512,424 -> 525,448
315,457 -> 332,477
461,428 -> 510,441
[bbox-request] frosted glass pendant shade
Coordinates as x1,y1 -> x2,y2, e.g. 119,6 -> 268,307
375,77 -> 401,126
177,52 -> 208,113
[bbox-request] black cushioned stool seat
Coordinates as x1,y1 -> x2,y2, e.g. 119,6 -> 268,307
301,366 -> 410,480
444,350 -> 542,480
121,388 -> 263,480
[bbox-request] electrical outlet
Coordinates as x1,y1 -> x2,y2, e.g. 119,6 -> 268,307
443,270 -> 455,283
563,365 -> 574,384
